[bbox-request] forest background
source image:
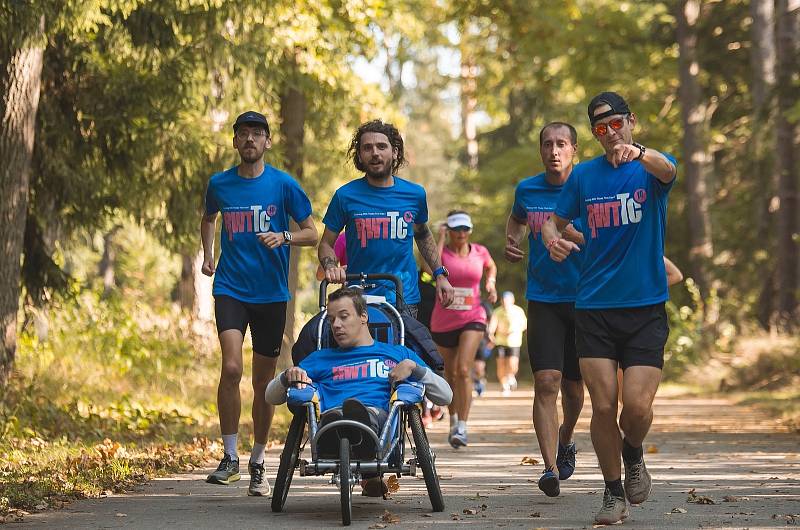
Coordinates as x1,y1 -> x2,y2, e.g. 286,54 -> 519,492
0,0 -> 798,520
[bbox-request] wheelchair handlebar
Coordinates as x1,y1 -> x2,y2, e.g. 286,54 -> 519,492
319,273 -> 404,310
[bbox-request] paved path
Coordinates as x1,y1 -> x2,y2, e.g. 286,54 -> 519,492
23,389 -> 800,529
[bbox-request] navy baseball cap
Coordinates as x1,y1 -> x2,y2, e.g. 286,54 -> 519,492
233,110 -> 270,136
588,92 -> 631,125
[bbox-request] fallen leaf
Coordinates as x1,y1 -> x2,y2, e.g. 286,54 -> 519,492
519,456 -> 539,465
646,445 -> 659,454
464,508 -> 479,515
723,495 -> 749,502
380,510 -> 400,523
667,507 -> 687,514
386,475 -> 400,494
115,513 -> 128,517
422,514 -> 433,518
687,488 -> 716,505
530,511 -> 541,517
368,525 -> 387,529
496,485 -> 510,490
34,503 -> 48,511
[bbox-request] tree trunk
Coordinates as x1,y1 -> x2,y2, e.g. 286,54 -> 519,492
774,0 -> 799,330
676,0 -> 715,299
0,13 -> 46,388
460,38 -> 479,170
751,0 -> 778,327
278,54 -> 306,362
98,225 -> 121,298
175,251 -> 197,313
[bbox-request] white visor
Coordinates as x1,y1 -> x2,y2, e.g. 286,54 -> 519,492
446,213 -> 473,229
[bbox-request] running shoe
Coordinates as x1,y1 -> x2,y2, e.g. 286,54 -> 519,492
623,455 -> 652,504
473,378 -> 486,397
206,454 -> 240,485
556,440 -> 577,480
247,461 -> 270,496
449,427 -> 467,448
508,375 -> 518,391
594,487 -> 629,525
537,469 -> 560,497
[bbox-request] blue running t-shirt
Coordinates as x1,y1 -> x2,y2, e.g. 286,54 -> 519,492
322,176 -> 428,305
204,165 -> 312,303
554,154 -> 677,309
512,173 -> 582,303
299,341 -> 427,411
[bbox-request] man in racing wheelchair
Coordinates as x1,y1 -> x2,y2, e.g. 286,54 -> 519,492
265,286 -> 452,498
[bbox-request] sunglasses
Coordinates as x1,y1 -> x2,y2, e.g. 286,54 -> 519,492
592,117 -> 627,136
448,226 -> 472,232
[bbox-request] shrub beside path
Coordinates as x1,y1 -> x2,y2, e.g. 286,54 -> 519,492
22,388 -> 800,529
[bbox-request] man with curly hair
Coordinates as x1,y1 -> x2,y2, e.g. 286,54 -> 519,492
319,120 -> 454,317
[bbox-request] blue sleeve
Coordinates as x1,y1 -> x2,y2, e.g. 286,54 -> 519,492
417,186 -> 429,224
204,180 -> 218,216
554,169 -> 581,220
572,217 -> 583,232
511,183 -> 526,220
286,178 -> 312,223
652,153 -> 678,195
400,345 -> 427,368
322,189 -> 345,232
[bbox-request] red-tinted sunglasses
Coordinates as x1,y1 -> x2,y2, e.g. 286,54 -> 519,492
592,117 -> 627,136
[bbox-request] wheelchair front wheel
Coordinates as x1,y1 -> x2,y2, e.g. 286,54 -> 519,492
408,407 -> 445,512
340,437 -> 352,526
271,409 -> 307,512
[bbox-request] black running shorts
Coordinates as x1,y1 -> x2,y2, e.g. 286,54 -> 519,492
528,301 -> 581,381
575,303 -> 669,369
494,345 -> 520,358
214,295 -> 287,357
431,322 -> 486,349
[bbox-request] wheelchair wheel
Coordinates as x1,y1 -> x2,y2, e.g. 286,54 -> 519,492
271,409 -> 307,513
339,437 -> 352,526
408,407 -> 445,512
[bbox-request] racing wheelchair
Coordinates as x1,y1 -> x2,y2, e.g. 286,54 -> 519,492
270,273 -> 445,525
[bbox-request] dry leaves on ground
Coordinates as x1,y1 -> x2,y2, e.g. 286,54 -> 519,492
666,507 -> 688,514
386,476 -> 400,494
723,495 -> 750,502
520,456 -> 539,465
646,445 -> 659,454
687,488 -> 716,505
380,510 -> 401,524
463,504 -> 488,515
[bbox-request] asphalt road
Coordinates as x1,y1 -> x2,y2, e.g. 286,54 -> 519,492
22,388 -> 800,529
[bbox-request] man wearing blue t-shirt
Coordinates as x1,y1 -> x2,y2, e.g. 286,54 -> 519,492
201,110 -> 319,496
265,287 -> 452,495
318,120 -> 454,316
542,93 -> 677,525
505,122 -> 585,498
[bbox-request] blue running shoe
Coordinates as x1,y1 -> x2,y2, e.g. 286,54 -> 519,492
556,440 -> 577,480
537,469 -> 560,497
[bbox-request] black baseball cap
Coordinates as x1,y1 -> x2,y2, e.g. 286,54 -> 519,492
233,110 -> 270,136
588,92 -> 631,125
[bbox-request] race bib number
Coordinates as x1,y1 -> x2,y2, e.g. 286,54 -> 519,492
450,287 -> 475,311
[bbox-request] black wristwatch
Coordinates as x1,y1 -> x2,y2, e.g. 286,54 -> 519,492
633,142 -> 646,161
283,231 -> 293,245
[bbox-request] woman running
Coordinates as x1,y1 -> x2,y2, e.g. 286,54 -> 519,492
431,211 -> 498,448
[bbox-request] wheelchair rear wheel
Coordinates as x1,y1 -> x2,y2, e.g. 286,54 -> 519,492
340,437 -> 352,525
271,409 -> 307,512
409,407 -> 445,512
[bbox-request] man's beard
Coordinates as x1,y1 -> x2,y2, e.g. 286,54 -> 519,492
365,161 -> 392,180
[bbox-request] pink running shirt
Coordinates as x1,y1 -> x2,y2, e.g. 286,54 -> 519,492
430,243 -> 492,332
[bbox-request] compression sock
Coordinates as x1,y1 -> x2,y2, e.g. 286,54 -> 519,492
222,433 -> 239,460
249,442 -> 266,465
449,413 -> 459,429
457,420 -> 467,433
605,479 -> 625,498
622,438 -> 643,463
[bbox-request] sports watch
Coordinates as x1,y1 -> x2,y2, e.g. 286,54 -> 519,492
433,266 -> 449,279
283,231 -> 293,245
633,142 -> 646,161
